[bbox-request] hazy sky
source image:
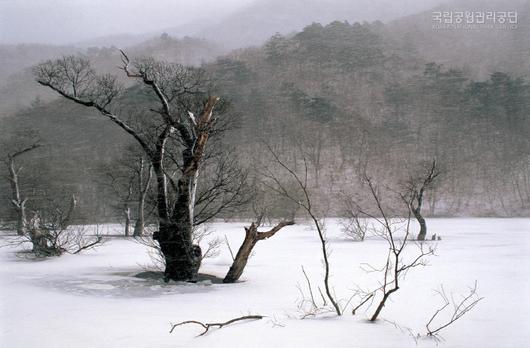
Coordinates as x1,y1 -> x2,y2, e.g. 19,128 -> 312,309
0,0 -> 254,45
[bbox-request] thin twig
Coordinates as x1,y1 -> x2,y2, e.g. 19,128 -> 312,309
352,293 -> 374,315
224,234 -> 235,261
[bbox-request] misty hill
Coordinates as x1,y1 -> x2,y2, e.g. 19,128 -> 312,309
387,0 -> 530,77
186,0 -> 443,49
0,44 -> 80,88
72,33 -> 156,49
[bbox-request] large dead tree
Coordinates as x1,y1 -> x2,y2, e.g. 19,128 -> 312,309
35,54 -> 220,281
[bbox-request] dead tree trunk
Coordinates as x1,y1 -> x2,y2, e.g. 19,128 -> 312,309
9,157 -> 27,235
413,206 -> 427,241
405,160 -> 440,241
123,180 -> 133,237
124,205 -> 131,237
133,158 -> 152,237
27,212 -> 55,256
153,96 -> 220,282
224,220 -> 294,283
5,143 -> 41,236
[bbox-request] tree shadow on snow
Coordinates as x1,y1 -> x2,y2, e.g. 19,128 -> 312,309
28,270 -> 224,298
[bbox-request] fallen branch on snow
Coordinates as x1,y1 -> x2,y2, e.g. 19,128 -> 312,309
170,315 -> 264,336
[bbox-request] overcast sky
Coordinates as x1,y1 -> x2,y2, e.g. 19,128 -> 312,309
0,0 -> 254,45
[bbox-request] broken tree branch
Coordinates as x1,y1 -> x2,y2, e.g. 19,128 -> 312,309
223,220 -> 294,283
170,315 -> 264,337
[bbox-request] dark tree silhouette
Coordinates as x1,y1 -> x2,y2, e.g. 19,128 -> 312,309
403,160 -> 440,241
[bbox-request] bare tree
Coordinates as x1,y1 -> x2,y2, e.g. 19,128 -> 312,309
100,146 -> 153,237
101,163 -> 135,236
35,53 -> 222,281
24,194 -> 102,257
262,145 -> 341,315
295,265 -> 339,318
133,155 -> 152,237
1,131 -> 41,235
223,211 -> 294,283
426,282 -> 483,340
403,160 -> 441,241
355,174 -> 434,321
341,196 -> 368,241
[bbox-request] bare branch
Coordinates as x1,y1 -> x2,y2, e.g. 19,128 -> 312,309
351,293 -> 374,315
426,281 -> 484,337
170,315 -> 264,337
264,144 -> 341,315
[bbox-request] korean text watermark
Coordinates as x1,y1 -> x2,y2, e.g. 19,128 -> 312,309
432,11 -> 518,30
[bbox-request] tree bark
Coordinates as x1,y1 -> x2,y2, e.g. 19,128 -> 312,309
223,220 -> 294,283
414,207 -> 427,241
153,96 -> 219,282
157,163 -> 202,282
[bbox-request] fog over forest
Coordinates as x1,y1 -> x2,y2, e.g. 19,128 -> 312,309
1,0 -> 528,221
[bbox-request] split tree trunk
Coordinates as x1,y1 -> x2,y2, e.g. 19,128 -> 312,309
157,157 -> 202,282
153,97 -> 219,282
223,220 -> 294,283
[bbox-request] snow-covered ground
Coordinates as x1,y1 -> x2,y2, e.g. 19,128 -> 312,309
1,219 -> 529,347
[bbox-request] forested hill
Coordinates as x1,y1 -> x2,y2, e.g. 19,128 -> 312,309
208,20 -> 530,217
1,17 -> 529,221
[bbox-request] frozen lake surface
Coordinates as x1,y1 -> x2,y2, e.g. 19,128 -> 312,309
1,218 -> 529,347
